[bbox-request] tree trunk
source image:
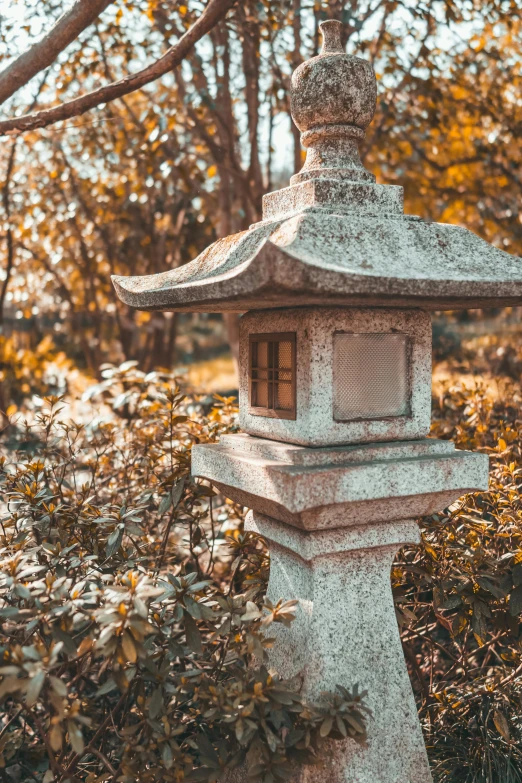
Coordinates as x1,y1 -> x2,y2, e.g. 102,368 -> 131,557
239,3 -> 264,221
291,0 -> 302,175
0,141 -> 17,329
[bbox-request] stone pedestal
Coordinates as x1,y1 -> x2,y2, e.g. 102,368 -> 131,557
192,434 -> 489,782
248,511 -> 430,782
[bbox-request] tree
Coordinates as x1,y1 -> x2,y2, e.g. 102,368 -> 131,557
0,0 -> 520,380
0,0 -> 237,133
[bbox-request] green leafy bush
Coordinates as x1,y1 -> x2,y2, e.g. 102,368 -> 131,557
396,379 -> 522,782
3,356 -> 522,783
0,365 -> 368,783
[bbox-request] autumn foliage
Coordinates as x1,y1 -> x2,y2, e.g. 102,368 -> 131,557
0,1 -> 521,374
0,365 -> 369,783
1,2 -> 522,782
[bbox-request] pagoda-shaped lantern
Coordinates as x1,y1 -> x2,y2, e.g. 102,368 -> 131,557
113,20 -> 522,783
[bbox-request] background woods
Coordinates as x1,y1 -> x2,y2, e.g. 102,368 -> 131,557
0,0 -> 521,388
2,3 -> 522,782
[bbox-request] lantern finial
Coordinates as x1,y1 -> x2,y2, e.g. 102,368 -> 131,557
290,19 -> 377,184
319,19 -> 344,53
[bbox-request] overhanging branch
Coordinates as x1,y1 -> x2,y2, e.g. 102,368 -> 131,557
0,0 -> 236,137
0,0 -> 115,107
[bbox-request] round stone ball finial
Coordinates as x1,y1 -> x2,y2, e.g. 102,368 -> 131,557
289,19 -> 378,184
291,20 -> 377,134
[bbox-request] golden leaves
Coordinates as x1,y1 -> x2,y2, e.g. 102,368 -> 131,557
493,710 -> 511,742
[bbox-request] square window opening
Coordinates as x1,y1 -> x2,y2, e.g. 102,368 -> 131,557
333,332 -> 410,421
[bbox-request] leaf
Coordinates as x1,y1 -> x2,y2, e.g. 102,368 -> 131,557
264,725 -> 278,752
113,391 -> 132,410
171,478 -> 185,507
134,596 -> 148,618
184,612 -> 202,654
346,714 -> 366,734
67,720 -> 84,754
121,631 -> 137,663
320,717 -> 333,737
162,742 -> 173,769
52,628 -> 77,657
184,595 -> 202,619
472,610 -> 487,645
77,636 -> 93,656
106,527 -> 123,558
14,583 -> 31,599
493,710 -> 510,741
49,724 -> 63,753
476,577 -> 506,599
158,494 -> 172,516
96,678 -> 117,697
49,675 -> 67,697
25,671 -> 45,706
0,607 -> 20,618
509,583 -> 522,616
513,562 -> 522,587
195,733 -> 219,763
149,687 -> 163,720
451,612 -> 468,636
336,714 -> 347,737
441,594 -> 462,610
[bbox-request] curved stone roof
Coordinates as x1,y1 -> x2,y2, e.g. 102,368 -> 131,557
112,204 -> 522,312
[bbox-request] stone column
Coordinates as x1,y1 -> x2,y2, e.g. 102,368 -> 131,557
247,511 -> 432,783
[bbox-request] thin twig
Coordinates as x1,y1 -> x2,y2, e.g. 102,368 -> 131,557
0,706 -> 23,741
89,746 -> 117,775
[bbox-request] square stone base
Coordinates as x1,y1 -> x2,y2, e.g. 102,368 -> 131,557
192,433 -> 489,529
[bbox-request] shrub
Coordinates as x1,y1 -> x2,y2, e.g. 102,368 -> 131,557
3,356 -> 522,783
0,335 -> 72,417
0,364 -> 368,783
396,379 -> 522,782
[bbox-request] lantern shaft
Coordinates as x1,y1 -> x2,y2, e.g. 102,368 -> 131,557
249,510 -> 430,783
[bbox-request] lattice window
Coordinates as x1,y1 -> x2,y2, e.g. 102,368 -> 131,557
249,333 -> 296,419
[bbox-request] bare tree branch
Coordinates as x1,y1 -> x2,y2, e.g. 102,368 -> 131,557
0,0 -> 115,108
0,0 -> 237,137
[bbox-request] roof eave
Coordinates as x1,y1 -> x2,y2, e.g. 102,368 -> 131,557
112,238 -> 522,313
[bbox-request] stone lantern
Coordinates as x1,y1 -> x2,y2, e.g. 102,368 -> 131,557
113,19 -> 522,783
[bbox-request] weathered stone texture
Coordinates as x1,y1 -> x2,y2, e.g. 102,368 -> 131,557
112,208 -> 522,312
290,20 -> 376,134
238,307 -> 432,447
260,179 -> 403,223
192,434 -> 489,530
191,433 -> 487,782
249,509 -> 432,783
